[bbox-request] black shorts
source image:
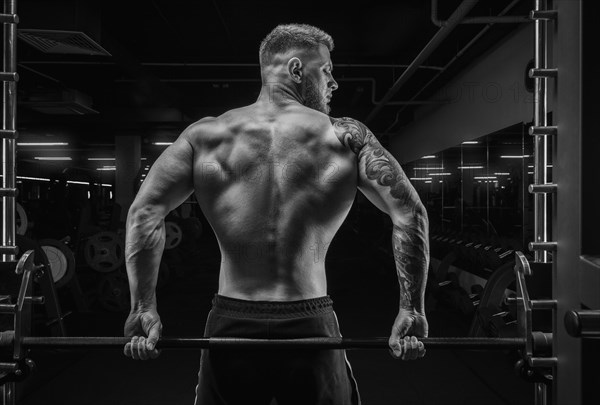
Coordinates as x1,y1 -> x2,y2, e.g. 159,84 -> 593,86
194,295 -> 361,405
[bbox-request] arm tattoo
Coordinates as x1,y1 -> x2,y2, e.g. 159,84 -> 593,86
330,116 -> 418,209
393,218 -> 429,312
359,132 -> 418,209
330,116 -> 367,154
331,116 -> 429,312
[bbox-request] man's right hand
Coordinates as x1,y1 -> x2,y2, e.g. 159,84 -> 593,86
123,307 -> 162,360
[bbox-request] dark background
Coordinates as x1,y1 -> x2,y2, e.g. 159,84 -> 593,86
2,0 -> 595,404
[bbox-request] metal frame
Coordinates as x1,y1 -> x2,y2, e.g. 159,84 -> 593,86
529,0 -> 555,264
382,0 -> 529,133
552,1 -> 584,404
1,0 -> 18,263
1,1 -> 18,403
525,1 -> 560,403
364,0 -> 479,124
529,0 -> 592,403
431,0 -> 530,26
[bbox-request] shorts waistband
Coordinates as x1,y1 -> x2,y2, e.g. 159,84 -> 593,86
211,294 -> 333,319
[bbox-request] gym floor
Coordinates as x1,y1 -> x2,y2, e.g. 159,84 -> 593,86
16,251 -> 533,405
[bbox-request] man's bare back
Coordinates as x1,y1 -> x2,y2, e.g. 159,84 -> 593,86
124,24 -> 427,371
190,103 -> 357,301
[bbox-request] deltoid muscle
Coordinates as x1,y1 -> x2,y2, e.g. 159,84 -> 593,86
330,117 -> 365,154
331,117 -> 413,208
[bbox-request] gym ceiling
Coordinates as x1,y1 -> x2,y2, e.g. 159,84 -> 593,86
11,0 -> 530,183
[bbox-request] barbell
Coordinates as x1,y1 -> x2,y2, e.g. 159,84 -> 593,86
0,333 -> 527,351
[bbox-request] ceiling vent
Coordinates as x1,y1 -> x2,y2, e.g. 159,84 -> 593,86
18,29 -> 111,56
20,89 -> 99,115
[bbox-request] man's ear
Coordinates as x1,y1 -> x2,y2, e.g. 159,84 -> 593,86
287,57 -> 303,83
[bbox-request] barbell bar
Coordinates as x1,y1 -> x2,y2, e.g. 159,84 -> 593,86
0,334 -> 527,350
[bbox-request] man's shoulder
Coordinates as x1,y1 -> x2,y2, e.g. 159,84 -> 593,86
181,115 -> 230,142
328,116 -> 372,154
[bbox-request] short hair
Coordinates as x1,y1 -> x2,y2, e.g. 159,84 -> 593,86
259,24 -> 334,67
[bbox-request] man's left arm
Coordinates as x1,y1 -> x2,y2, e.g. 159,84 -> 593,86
331,116 -> 429,360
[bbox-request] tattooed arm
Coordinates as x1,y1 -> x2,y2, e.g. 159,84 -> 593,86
331,116 -> 429,360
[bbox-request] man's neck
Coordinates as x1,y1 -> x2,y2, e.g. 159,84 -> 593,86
256,81 -> 303,108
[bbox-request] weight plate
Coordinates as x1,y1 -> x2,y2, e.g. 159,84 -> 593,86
38,238 -> 76,289
84,231 -> 125,273
165,221 -> 183,250
42,246 -> 67,283
16,202 -> 27,235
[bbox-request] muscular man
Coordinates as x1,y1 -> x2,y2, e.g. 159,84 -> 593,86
124,24 -> 429,405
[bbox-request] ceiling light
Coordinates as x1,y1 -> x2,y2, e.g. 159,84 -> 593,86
474,176 -> 497,180
462,141 -> 479,144
17,175 -> 51,182
421,155 -> 436,159
34,157 -> 72,161
429,173 -> 451,176
414,167 -> 444,170
409,177 -> 432,181
18,142 -> 69,146
153,142 -> 173,146
501,155 -> 531,158
458,166 -> 484,169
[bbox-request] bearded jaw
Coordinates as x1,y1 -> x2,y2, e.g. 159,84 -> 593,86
302,78 -> 330,115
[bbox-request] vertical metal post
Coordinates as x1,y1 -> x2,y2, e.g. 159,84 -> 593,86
1,1 -> 18,402
534,383 -> 547,405
553,1 -> 582,404
533,0 -> 549,263
1,383 -> 15,405
1,0 -> 17,262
